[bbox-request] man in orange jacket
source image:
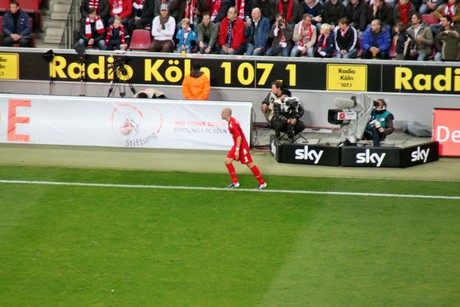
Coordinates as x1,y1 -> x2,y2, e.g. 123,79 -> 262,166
182,62 -> 211,100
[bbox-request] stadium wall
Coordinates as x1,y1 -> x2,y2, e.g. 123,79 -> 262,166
1,47 -> 459,129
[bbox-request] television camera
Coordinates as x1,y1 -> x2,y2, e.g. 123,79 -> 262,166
328,93 -> 374,146
282,96 -> 301,138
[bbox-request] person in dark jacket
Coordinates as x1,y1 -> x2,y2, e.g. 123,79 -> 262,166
80,0 -> 110,25
334,17 -> 358,58
346,0 -> 368,33
315,23 -> 335,57
105,16 -> 130,50
322,0 -> 346,27
76,8 -> 106,50
251,0 -> 275,24
367,0 -> 393,28
127,0 -> 155,33
244,8 -> 270,55
2,1 -> 31,47
266,13 -> 293,56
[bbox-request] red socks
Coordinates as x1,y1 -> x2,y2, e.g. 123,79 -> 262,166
226,163 -> 238,183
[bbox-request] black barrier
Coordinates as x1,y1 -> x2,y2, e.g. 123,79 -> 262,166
2,49 -> 460,95
341,147 -> 401,167
399,142 -> 439,168
272,136 -> 439,168
270,135 -> 341,166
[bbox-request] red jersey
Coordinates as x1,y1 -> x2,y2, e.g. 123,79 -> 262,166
227,117 -> 252,164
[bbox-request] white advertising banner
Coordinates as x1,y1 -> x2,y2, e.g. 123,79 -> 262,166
0,94 -> 252,150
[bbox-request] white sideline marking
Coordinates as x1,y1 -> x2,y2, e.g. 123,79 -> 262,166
1,179 -> 460,200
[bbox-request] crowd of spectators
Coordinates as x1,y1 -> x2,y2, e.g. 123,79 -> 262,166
2,0 -> 459,60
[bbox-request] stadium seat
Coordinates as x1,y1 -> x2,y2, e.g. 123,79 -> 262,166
129,29 -> 151,51
0,0 -> 8,12
422,14 -> 438,25
19,0 -> 43,32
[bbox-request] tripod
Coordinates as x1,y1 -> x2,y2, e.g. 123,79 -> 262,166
277,121 -> 308,143
107,61 -> 136,97
78,55 -> 87,96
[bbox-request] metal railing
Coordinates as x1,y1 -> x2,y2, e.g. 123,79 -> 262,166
61,0 -> 81,49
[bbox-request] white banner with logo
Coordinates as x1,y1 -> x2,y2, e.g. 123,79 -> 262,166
0,94 -> 252,150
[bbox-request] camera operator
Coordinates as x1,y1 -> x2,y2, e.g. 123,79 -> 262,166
272,89 -> 306,138
261,80 -> 284,126
363,98 -> 394,147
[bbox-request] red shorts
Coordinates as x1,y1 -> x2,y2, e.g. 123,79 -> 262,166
227,145 -> 253,164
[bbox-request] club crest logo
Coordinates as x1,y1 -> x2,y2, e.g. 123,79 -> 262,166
111,103 -> 163,147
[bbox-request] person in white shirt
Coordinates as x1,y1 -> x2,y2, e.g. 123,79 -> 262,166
148,3 -> 176,52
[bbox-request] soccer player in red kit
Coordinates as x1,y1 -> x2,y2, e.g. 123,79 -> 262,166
221,108 -> 267,190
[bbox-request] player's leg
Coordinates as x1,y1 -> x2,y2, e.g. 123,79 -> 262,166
225,156 -> 239,188
246,161 -> 267,189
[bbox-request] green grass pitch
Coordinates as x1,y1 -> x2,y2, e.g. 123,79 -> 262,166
1,166 -> 459,306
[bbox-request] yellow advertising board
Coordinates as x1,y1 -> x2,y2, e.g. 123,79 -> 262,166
326,64 -> 367,91
0,53 -> 20,80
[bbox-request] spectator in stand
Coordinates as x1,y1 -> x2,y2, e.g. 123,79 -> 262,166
419,0 -> 445,14
219,6 -> 246,55
334,17 -> 359,58
434,15 -> 459,61
127,0 -> 155,33
393,22 -> 410,59
2,1 -> 31,47
108,0 -> 132,27
182,61 -> 210,100
433,0 -> 460,32
170,0 -> 209,29
322,0 -> 346,27
154,0 -> 173,18
291,13 -> 317,57
234,0 -> 252,21
346,0 -> 368,33
406,12 -> 434,60
76,8 -> 106,50
208,0 -> 231,24
149,4 -> 176,52
105,16 -> 130,50
175,18 -> 197,53
244,8 -> 270,55
315,23 -> 335,57
266,13 -> 293,56
251,0 -> 275,25
299,0 -> 323,29
394,0 -> 416,26
276,0 -> 301,28
361,19 -> 392,59
196,12 -> 219,54
80,0 -> 110,25
368,0 -> 393,28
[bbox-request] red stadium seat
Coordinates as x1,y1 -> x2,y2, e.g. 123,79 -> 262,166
422,14 -> 439,25
19,0 -> 43,32
0,0 -> 8,12
129,29 -> 151,51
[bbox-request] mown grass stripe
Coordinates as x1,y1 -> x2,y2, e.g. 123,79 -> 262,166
1,179 -> 459,200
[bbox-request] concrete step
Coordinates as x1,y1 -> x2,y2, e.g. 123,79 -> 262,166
43,19 -> 66,30
53,3 -> 71,12
45,26 -> 64,36
43,35 -> 62,44
50,12 -> 70,20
